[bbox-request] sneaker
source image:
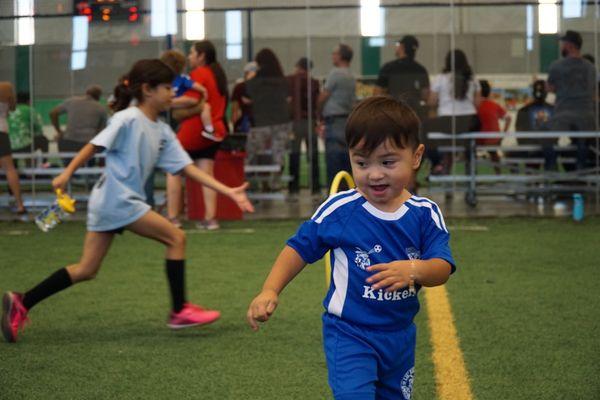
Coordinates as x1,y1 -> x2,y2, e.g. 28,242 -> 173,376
201,129 -> 225,142
1,292 -> 29,343
168,217 -> 182,229
15,209 -> 29,223
167,303 -> 220,329
195,219 -> 220,231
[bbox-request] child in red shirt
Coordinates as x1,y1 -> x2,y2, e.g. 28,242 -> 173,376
477,80 -> 511,174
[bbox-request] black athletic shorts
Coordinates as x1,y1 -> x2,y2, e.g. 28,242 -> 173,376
0,132 -> 12,157
186,142 -> 221,160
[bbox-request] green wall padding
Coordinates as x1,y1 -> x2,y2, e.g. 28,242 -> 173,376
540,34 -> 559,73
361,37 -> 381,77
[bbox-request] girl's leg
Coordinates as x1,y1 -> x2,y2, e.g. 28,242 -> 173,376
2,231 -> 114,343
24,231 -> 114,309
166,172 -> 183,225
127,210 -> 220,327
0,154 -> 25,213
195,158 -> 218,225
127,210 -> 187,311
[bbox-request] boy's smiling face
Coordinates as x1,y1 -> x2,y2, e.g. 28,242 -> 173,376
350,139 -> 424,212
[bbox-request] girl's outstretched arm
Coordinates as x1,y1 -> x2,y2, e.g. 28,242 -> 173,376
52,143 -> 99,191
182,164 -> 254,213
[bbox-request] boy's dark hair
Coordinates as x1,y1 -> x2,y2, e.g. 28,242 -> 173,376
479,79 -> 491,98
345,96 -> 421,154
338,44 -> 353,63
112,59 -> 175,112
160,49 -> 187,74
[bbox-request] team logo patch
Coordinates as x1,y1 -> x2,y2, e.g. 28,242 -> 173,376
406,247 -> 421,260
354,244 -> 382,270
401,367 -> 414,399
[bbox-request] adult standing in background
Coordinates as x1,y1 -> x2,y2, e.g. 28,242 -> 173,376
0,81 -> 27,219
50,85 -> 107,162
287,57 -> 320,197
426,49 -> 481,175
546,30 -> 597,171
317,43 -> 356,187
169,40 -> 229,231
244,48 -> 292,189
230,62 -> 257,134
375,35 -> 429,122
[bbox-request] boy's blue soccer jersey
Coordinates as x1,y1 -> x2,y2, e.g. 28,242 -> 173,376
172,74 -> 195,98
287,189 -> 455,330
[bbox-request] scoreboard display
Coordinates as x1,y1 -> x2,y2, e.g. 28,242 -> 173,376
74,0 -> 141,22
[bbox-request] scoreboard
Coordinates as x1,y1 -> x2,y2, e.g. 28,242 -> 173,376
74,0 -> 141,22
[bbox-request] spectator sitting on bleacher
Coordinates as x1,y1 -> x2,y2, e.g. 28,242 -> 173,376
513,80 -> 554,171
477,80 -> 511,175
8,92 -> 48,161
50,85 -> 108,166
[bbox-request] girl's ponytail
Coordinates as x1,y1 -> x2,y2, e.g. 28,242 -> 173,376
111,75 -> 133,112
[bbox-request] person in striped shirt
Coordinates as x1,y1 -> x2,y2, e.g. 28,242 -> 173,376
247,96 -> 455,400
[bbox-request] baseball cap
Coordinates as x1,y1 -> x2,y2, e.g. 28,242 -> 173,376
397,35 -> 419,52
559,30 -> 582,49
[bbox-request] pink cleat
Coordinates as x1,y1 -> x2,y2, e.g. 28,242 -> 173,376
1,292 -> 29,343
167,303 -> 220,330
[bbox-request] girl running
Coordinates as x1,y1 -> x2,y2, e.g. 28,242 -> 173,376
2,59 -> 254,343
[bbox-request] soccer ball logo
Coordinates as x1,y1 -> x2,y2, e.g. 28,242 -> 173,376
354,244 -> 383,270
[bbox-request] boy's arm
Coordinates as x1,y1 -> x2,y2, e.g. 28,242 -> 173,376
170,96 -> 199,109
52,143 -> 99,191
182,164 -> 254,213
172,103 -> 203,122
366,258 -> 452,293
192,82 -> 208,99
247,245 -> 307,331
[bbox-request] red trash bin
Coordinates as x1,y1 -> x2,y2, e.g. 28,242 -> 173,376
186,150 -> 246,221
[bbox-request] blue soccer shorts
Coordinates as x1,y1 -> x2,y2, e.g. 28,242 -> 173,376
322,313 -> 416,400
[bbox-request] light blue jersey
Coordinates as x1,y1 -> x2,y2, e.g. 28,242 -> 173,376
287,189 -> 455,330
87,107 -> 192,231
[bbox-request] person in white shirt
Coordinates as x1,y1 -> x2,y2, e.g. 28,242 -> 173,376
426,49 -> 481,175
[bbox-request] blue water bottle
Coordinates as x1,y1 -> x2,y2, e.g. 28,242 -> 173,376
572,193 -> 584,222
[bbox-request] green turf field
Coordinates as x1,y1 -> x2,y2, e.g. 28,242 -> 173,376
1,218 -> 599,399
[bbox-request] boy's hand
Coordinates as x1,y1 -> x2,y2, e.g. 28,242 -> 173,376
247,290 -> 279,331
366,260 -> 414,292
52,171 -> 71,192
228,182 -> 255,213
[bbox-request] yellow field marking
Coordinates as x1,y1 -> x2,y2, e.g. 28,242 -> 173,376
425,286 -> 474,400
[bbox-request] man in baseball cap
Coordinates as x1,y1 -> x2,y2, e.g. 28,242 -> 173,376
545,29 -> 597,171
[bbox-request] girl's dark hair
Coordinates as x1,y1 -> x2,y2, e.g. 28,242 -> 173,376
112,59 -> 174,112
255,48 -> 285,78
345,96 -> 421,154
443,49 -> 473,100
193,40 -> 228,98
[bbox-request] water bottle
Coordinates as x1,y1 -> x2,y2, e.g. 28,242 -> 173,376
35,189 -> 76,232
572,193 -> 584,222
